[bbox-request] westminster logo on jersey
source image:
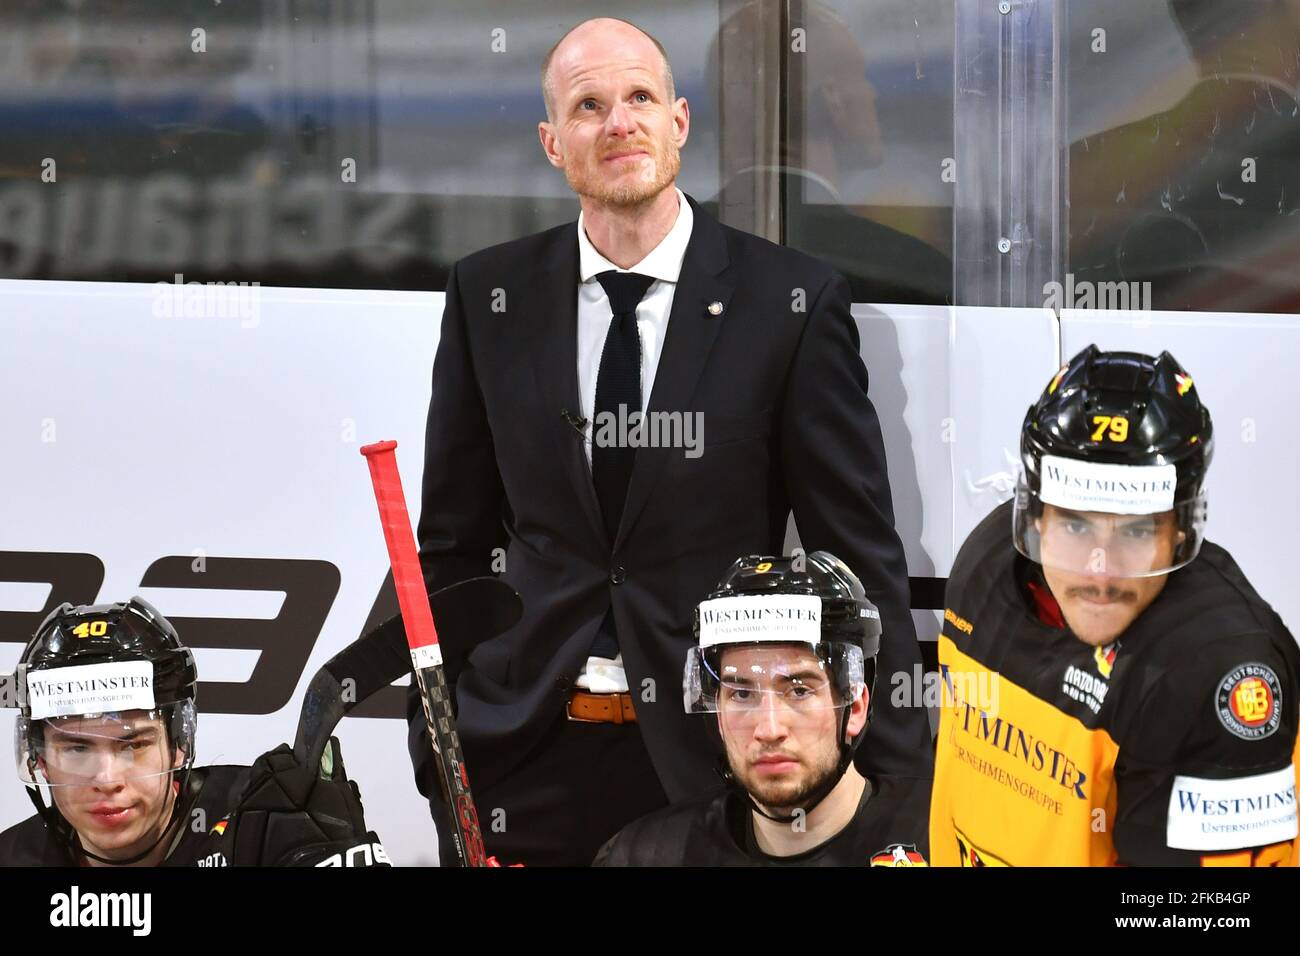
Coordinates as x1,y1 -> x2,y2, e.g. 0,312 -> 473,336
869,843 -> 928,867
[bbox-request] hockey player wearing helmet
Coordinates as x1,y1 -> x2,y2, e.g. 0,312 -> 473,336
931,346 -> 1300,866
594,552 -> 929,866
1,597 -> 387,867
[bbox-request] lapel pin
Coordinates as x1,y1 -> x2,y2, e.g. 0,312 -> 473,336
707,301 -> 724,316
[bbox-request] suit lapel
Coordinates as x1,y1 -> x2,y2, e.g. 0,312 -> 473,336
614,195 -> 734,551
524,224 -> 610,550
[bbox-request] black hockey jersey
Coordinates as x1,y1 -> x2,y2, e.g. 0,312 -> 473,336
931,500 -> 1300,866
0,765 -> 251,867
0,763 -> 388,867
593,774 -> 930,866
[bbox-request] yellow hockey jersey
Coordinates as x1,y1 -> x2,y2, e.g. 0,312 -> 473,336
931,501 -> 1300,866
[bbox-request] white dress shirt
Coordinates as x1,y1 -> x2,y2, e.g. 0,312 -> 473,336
573,187 -> 694,693
575,187 -> 694,464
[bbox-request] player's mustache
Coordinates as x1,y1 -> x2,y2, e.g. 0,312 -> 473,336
602,142 -> 655,159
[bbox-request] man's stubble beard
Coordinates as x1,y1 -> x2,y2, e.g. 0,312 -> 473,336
564,136 -> 682,210
729,744 -> 840,814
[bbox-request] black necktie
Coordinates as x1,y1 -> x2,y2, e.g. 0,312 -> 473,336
591,270 -> 655,537
589,270 -> 654,661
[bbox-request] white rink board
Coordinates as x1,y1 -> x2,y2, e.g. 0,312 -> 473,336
1062,309 -> 1300,638
0,279 -> 441,865
854,304 -> 1058,643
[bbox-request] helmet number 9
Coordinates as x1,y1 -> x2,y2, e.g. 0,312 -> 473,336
71,621 -> 109,638
1090,415 -> 1129,443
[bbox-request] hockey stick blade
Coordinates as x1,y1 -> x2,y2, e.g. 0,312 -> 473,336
292,576 -> 521,771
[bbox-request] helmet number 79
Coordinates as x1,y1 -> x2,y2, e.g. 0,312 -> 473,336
1090,415 -> 1129,443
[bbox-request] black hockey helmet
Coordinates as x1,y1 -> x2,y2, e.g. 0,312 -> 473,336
684,551 -> 880,818
14,597 -> 198,864
1014,345 -> 1213,576
18,597 -> 198,717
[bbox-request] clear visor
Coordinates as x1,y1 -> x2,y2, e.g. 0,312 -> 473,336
1013,475 -> 1206,578
16,704 -> 195,789
684,641 -> 864,716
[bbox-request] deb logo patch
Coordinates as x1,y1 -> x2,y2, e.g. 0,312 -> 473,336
869,843 -> 928,867
1216,663 -> 1282,741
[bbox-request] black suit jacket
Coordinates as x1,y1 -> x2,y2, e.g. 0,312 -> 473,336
409,193 -> 932,806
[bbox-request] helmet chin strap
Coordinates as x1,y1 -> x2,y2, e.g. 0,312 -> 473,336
722,706 -> 858,824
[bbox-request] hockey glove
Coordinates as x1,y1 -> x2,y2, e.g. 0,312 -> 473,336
223,737 -> 390,867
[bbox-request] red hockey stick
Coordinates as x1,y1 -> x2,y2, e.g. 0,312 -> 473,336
360,440 -> 489,867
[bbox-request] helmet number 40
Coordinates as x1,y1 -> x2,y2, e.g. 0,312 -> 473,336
71,621 -> 109,638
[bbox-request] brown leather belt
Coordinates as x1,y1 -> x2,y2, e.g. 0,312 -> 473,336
566,689 -> 637,724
